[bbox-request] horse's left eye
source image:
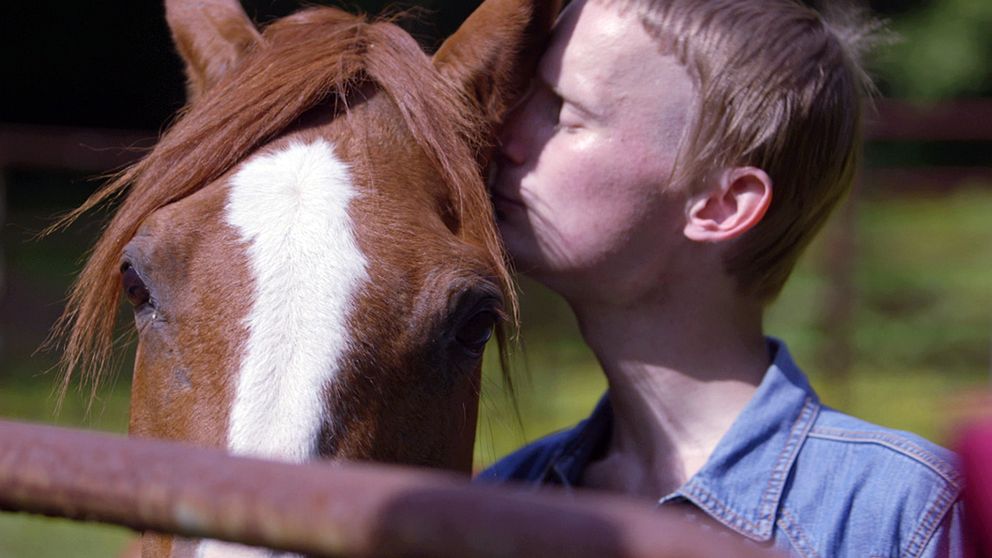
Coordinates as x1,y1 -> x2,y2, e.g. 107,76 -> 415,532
455,310 -> 498,357
120,263 -> 152,308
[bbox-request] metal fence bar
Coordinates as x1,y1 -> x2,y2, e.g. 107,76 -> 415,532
0,420 -> 772,558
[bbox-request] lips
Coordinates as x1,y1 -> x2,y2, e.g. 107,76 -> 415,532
490,188 -> 522,222
487,162 -> 526,212
491,189 -> 524,209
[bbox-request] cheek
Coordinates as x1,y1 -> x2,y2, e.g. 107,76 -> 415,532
129,320 -> 238,448
538,130 -> 667,193
540,138 -> 664,223
533,133 -> 600,185
506,128 -> 684,273
129,333 -> 190,439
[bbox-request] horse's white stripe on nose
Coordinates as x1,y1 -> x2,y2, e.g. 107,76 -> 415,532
223,139 -> 367,462
196,541 -> 283,558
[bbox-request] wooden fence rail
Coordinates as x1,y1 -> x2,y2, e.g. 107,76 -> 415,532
0,420 -> 772,558
1,98 -> 991,174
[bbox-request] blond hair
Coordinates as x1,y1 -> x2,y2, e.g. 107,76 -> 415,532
621,0 -> 880,302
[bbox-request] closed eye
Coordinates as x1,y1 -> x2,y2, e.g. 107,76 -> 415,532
538,76 -> 598,125
533,83 -> 564,128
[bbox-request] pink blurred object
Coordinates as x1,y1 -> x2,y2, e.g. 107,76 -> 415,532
958,419 -> 992,557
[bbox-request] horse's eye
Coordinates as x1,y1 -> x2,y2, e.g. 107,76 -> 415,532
120,263 -> 151,308
455,310 -> 497,356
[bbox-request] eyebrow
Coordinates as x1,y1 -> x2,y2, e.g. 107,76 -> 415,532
538,73 -> 601,120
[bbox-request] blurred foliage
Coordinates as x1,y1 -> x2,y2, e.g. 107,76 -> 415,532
876,0 -> 992,99
0,515 -> 132,558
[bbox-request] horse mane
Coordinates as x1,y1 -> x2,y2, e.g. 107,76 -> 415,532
50,7 -> 517,401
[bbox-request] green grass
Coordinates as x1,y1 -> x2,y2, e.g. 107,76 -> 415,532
0,515 -> 132,558
0,379 -> 133,558
2,187 -> 990,556
0,378 -> 131,431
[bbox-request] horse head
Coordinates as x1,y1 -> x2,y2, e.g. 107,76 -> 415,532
53,0 -> 558,555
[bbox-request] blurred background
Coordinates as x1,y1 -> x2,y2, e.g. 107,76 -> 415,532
1,0 -> 989,556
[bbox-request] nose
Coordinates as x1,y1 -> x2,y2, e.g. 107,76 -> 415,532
498,89 -> 534,167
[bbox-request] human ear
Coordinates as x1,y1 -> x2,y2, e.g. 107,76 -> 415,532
683,167 -> 773,243
165,0 -> 261,102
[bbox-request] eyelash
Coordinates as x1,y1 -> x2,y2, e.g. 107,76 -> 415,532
554,109 -> 580,133
536,85 -> 580,132
549,96 -> 570,129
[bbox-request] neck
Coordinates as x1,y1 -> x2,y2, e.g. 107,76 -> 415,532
568,281 -> 770,498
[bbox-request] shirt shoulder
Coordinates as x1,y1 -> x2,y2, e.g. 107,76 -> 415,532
780,406 -> 963,557
809,407 -> 960,483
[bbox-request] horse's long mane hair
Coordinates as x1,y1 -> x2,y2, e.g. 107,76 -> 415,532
49,7 -> 516,400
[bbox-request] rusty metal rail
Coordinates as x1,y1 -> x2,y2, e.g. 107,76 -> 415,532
0,420 -> 772,557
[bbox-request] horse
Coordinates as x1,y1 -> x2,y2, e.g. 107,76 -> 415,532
49,0 -> 559,555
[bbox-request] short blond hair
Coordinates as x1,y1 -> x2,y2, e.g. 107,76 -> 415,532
621,0 -> 879,302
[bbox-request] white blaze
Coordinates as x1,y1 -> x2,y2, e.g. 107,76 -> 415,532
224,138 -> 366,461
196,139 -> 367,558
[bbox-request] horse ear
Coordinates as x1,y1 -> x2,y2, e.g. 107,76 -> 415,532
433,0 -> 561,128
165,0 -> 261,101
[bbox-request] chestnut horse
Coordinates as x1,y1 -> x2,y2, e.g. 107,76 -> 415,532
51,0 -> 558,556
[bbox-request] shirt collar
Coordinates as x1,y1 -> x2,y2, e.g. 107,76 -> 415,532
545,338 -> 820,542
666,338 -> 820,541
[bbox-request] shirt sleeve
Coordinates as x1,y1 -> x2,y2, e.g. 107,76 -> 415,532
919,498 -> 968,558
474,428 -> 576,485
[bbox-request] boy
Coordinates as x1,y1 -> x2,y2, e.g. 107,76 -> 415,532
481,0 -> 965,555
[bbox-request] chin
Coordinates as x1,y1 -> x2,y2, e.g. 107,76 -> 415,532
495,224 -> 535,272
495,223 -> 525,264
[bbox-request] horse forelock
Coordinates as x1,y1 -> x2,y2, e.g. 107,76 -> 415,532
53,6 -> 516,401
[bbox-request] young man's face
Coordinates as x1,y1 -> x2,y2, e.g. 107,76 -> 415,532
490,0 -> 697,298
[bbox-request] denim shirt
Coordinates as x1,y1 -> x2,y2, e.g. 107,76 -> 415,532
477,340 -> 966,557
